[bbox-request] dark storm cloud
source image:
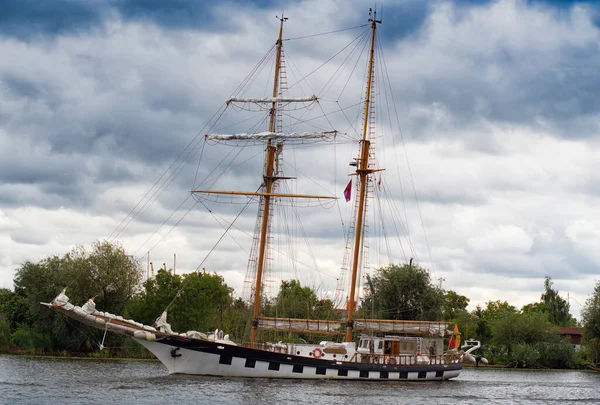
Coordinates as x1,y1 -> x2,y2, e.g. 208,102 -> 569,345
0,0 -> 279,41
0,0 -> 104,39
0,158 -> 79,187
369,1 -> 429,44
388,0 -> 600,142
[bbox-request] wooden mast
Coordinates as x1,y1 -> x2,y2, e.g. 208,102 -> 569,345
345,10 -> 381,343
249,14 -> 288,345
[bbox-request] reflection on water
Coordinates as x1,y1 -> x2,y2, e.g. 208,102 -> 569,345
1,355 -> 600,405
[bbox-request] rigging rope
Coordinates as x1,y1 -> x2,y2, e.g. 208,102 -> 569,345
284,24 -> 369,41
162,191 -> 258,313
107,43 -> 278,245
377,34 -> 435,272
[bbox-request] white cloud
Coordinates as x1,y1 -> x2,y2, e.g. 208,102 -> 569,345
1,0 -> 599,325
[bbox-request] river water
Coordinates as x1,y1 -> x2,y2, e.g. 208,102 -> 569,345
1,355 -> 599,404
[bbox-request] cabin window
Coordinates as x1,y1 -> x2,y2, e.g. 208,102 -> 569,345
359,370 -> 369,378
292,365 -> 303,373
268,362 -> 280,371
378,341 -> 383,350
219,355 -> 232,365
245,358 -> 256,368
316,367 -> 327,375
436,370 -> 444,378
399,371 -> 408,379
418,371 -> 427,379
338,369 -> 348,377
384,341 -> 392,355
380,371 -> 389,379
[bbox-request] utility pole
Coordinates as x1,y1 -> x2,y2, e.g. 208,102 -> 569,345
438,277 -> 446,290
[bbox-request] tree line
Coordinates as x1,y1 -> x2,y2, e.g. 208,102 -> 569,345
1,241 -> 600,368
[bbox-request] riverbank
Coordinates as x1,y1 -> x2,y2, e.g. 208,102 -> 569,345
0,347 -> 155,360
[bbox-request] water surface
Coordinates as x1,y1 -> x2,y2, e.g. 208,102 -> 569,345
1,356 -> 599,404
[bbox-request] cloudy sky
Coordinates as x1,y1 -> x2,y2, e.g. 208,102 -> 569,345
2,0 -> 600,321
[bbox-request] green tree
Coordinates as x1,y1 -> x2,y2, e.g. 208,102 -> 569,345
482,300 -> 518,320
125,269 -> 183,327
221,298 -> 252,341
521,302 -> 548,316
127,269 -> 233,334
0,288 -> 13,312
452,310 -> 478,344
271,280 -> 318,319
581,280 -> 600,363
442,290 -> 469,320
172,271 -> 233,332
362,264 -> 443,321
84,241 -> 142,315
313,298 -> 337,320
11,241 -> 142,352
0,287 -> 28,334
490,311 -> 557,355
536,340 -> 576,369
541,276 -> 576,326
0,319 -> 9,349
472,301 -> 517,345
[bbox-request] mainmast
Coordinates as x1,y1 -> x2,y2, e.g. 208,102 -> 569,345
345,9 -> 382,343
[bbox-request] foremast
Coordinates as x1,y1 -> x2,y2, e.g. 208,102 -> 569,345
248,15 -> 287,345
345,10 -> 382,343
192,15 -> 336,345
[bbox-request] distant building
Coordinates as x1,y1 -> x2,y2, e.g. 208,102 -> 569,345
558,327 -> 583,350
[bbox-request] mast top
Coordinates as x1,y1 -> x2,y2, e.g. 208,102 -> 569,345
368,8 -> 382,24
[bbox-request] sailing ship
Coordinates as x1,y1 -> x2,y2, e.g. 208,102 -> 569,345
43,10 -> 465,380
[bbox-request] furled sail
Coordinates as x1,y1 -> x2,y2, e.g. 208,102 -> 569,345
226,95 -> 318,104
257,316 -> 453,336
258,316 -> 344,334
205,131 -> 336,142
354,319 -> 453,336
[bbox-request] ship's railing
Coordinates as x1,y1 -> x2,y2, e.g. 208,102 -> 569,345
245,342 -> 464,365
354,352 -> 464,365
247,342 -> 290,353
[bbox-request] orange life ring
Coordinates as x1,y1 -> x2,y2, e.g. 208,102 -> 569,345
387,357 -> 396,365
312,348 -> 323,359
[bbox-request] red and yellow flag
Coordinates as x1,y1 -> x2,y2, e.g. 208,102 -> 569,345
454,323 -> 461,349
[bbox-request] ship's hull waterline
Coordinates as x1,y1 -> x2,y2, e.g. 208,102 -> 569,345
136,337 -> 463,380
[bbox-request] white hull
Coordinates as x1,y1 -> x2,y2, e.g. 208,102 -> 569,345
135,337 -> 462,381
44,291 -> 463,381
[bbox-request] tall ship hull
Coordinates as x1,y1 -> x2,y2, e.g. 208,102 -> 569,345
44,293 -> 464,381
136,339 -> 463,380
